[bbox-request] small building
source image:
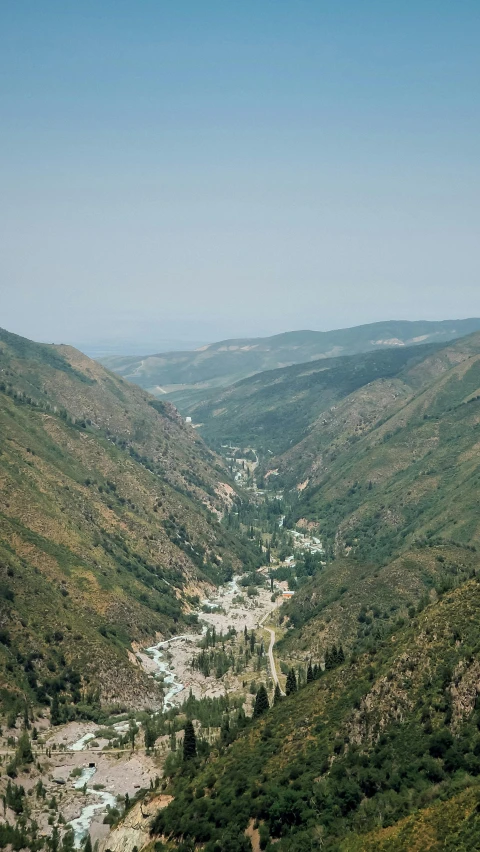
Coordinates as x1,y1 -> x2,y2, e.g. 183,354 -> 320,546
185,416 -> 192,424
282,590 -> 295,599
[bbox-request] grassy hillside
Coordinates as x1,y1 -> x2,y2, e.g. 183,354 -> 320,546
0,328 -> 260,721
100,318 -> 480,397
149,571 -> 480,851
254,334 -> 480,662
283,334 -> 480,560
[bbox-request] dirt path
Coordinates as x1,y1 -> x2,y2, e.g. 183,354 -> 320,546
259,609 -> 284,695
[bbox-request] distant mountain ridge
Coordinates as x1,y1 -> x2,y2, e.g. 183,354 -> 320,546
100,318 -> 480,397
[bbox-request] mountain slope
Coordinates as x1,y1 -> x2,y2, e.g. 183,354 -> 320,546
150,573 -> 480,851
0,328 -> 258,719
181,343 -> 443,455
100,318 -> 480,397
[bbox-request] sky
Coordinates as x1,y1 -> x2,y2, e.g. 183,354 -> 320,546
1,1 -> 479,353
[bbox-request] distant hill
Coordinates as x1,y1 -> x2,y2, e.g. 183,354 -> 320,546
0,327 -> 258,718
180,342 -> 443,454
100,318 -> 480,396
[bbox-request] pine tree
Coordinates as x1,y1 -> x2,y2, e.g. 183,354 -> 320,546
273,683 -> 282,705
83,835 -> 93,852
61,828 -> 75,852
244,625 -> 248,644
285,668 -> 297,695
48,826 -> 59,852
144,723 -> 156,752
253,685 -> 270,717
50,692 -> 61,726
313,663 -> 319,679
183,720 -> 197,761
250,631 -> 256,654
338,645 -> 345,664
16,731 -> 33,765
307,661 -> 314,683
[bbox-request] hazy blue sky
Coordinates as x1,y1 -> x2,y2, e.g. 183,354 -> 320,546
1,1 -> 479,351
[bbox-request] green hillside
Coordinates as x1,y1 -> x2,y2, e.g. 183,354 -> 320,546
0,328 -> 259,721
150,573 -> 480,851
181,343 -> 442,454
100,318 -> 480,397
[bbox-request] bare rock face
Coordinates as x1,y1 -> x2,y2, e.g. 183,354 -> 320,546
98,793 -> 173,852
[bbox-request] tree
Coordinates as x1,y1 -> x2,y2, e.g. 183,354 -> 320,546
273,683 -> 283,705
48,826 -> 59,852
16,731 -> 34,765
183,720 -> 197,761
129,721 -> 138,750
61,829 -> 75,852
250,631 -> 256,654
253,685 -> 270,717
144,722 -> 156,752
285,668 -> 297,695
50,692 -> 61,726
306,661 -> 314,683
83,835 -> 93,852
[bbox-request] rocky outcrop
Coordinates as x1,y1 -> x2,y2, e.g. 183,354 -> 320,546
99,793 -> 173,852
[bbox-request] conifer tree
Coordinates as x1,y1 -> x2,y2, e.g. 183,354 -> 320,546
183,720 -> 197,761
338,645 -> 345,664
273,683 -> 282,705
83,835 -> 93,852
16,731 -> 33,765
253,684 -> 270,717
50,692 -> 61,726
285,668 -> 297,695
144,722 -> 156,752
307,661 -> 314,683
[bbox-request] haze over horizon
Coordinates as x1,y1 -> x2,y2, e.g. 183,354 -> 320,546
2,1 -> 479,351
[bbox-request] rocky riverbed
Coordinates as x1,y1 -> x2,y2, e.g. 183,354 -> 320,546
19,574 -> 280,849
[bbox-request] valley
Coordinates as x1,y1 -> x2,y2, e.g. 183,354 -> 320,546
2,325 -> 480,851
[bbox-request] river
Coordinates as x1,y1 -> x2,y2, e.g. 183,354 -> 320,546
68,575 -> 274,847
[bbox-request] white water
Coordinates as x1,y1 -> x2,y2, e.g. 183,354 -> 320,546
69,766 -> 117,849
66,575 -> 253,844
145,635 -> 195,709
69,733 -> 95,752
145,575 -> 243,711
